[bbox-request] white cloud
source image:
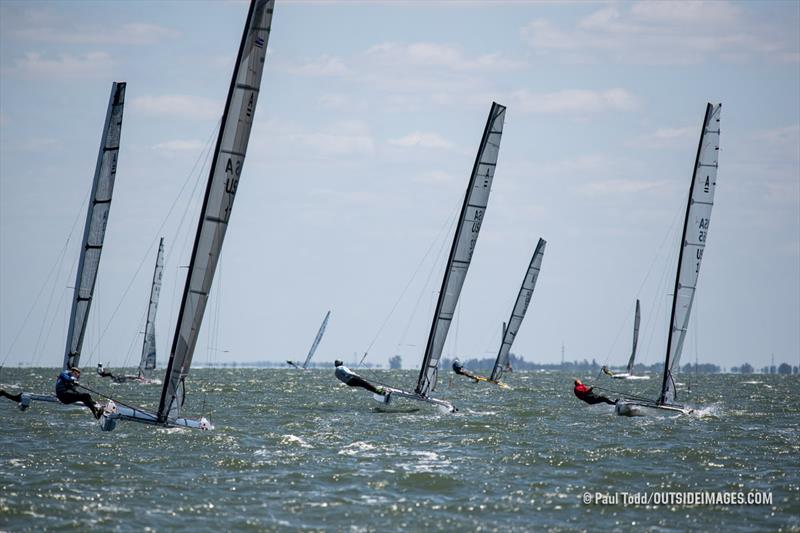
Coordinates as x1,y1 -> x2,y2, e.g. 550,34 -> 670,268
578,179 -> 669,195
388,132 -> 454,149
13,22 -> 178,45
510,88 -> 640,114
153,139 -> 206,153
627,126 -> 697,149
365,42 -> 526,72
288,55 -> 349,76
289,121 -> 375,156
521,1 -> 799,65
2,52 -> 112,79
132,95 -> 222,121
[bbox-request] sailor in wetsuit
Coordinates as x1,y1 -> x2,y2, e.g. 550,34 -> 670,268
334,360 -> 386,395
452,358 -> 480,382
56,367 -> 102,418
573,379 -> 616,406
0,389 -> 22,403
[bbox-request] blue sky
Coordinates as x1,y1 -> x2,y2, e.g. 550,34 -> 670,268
1,0 -> 798,372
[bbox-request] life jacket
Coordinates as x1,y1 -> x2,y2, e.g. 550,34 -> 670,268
574,383 -> 592,399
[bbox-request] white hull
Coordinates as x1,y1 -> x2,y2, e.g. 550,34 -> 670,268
98,400 -> 212,432
611,373 -> 650,380
371,387 -> 456,413
15,392 -> 60,411
615,401 -> 692,417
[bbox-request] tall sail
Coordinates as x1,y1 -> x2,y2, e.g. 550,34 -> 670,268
415,102 -> 506,396
302,311 -> 331,369
138,238 -> 164,380
625,299 -> 641,374
659,103 -> 721,405
63,82 -> 126,370
157,0 -> 274,422
490,238 -> 546,382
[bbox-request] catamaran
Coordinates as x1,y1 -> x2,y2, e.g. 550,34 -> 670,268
615,102 -> 721,417
0,82 -> 126,412
287,311 -> 331,369
97,237 -> 164,384
98,0 -> 274,431
487,238 -> 546,387
601,299 -> 649,380
368,102 -> 507,413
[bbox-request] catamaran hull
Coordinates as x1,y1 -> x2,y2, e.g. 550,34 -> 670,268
615,401 -> 692,417
98,400 -> 213,432
17,393 -> 60,411
371,387 -> 456,413
611,374 -> 650,380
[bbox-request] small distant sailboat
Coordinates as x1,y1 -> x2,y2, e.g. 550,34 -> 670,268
98,0 -> 274,431
97,238 -> 165,384
616,103 -> 721,417
369,102 -> 507,413
287,311 -> 331,370
601,299 -> 650,380
487,238 -> 546,387
0,82 -> 126,412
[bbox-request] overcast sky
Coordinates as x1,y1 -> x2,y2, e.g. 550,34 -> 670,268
1,0 -> 798,373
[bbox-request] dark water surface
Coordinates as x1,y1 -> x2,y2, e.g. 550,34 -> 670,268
1,368 -> 798,531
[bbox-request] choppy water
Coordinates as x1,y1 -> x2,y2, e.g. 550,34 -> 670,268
1,368 -> 798,531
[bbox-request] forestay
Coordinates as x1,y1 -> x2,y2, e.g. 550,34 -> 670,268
303,311 -> 331,369
490,238 -> 546,382
625,299 -> 641,374
157,0 -> 274,422
138,238 -> 164,380
416,102 -> 506,397
63,82 -> 126,370
659,103 -> 721,406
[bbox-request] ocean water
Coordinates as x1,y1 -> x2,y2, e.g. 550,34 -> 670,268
1,368 -> 798,532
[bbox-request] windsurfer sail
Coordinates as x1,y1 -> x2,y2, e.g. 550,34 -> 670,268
615,103 -> 721,417
97,0 -> 274,431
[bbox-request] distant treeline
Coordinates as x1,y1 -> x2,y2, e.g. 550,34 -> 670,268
198,353 -> 799,375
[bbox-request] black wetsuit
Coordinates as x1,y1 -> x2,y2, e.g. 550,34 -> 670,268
452,360 -> 479,381
335,365 -> 383,394
574,383 -> 615,405
0,389 -> 22,403
55,371 -> 99,414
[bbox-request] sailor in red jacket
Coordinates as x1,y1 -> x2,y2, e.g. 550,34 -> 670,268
573,379 -> 616,405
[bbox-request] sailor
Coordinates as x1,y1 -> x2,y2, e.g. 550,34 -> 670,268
452,358 -> 480,382
334,360 -> 386,395
573,379 -> 616,405
601,365 -> 614,377
55,367 -> 102,418
96,363 -> 114,378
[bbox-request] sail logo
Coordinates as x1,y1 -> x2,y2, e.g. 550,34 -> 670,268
255,36 -> 265,48
703,175 -> 710,193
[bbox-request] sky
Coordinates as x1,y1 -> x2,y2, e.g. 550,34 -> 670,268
0,0 -> 798,373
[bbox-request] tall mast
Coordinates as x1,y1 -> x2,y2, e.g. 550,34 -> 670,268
138,238 -> 164,379
157,0 -> 274,421
659,103 -> 721,405
302,311 -> 331,369
415,102 -> 506,396
63,82 -> 126,370
490,238 -> 546,382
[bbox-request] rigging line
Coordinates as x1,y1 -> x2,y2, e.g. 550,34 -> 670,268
592,385 -> 654,404
86,122 -> 219,366
358,193 -> 464,368
75,382 -> 185,426
393,202 -> 460,356
603,203 -> 684,367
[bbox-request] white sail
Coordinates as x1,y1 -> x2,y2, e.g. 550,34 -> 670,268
416,102 -> 506,397
302,311 -> 331,369
157,0 -> 274,422
490,238 -> 546,382
659,103 -> 721,405
138,238 -> 164,380
63,82 -> 126,370
625,299 -> 641,374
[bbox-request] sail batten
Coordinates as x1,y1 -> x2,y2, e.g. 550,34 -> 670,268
302,311 -> 331,369
62,82 -> 126,370
415,102 -> 506,397
658,103 -> 721,406
157,0 -> 274,422
490,238 -> 546,382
